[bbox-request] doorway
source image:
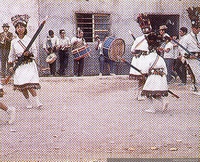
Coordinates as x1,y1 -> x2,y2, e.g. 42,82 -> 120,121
148,14 -> 180,38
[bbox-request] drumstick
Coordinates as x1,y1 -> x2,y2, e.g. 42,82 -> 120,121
77,27 -> 80,38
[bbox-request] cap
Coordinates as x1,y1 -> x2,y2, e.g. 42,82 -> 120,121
2,23 -> 10,27
159,25 -> 168,30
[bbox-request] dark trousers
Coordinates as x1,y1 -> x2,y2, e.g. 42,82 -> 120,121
174,58 -> 187,83
99,55 -> 105,73
49,61 -> 56,76
74,58 -> 84,76
164,58 -> 175,82
58,50 -> 69,75
0,48 -> 11,77
99,55 -> 116,74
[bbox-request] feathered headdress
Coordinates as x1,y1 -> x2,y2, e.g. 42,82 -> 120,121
187,7 -> 200,28
11,14 -> 30,27
137,13 -> 152,34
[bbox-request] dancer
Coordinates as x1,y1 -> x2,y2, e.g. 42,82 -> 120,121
8,14 -> 43,109
129,13 -> 157,101
141,32 -> 169,113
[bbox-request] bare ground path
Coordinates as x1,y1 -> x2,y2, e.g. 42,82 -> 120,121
0,75 -> 199,161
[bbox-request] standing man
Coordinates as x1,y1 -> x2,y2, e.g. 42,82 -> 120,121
95,35 -> 104,76
180,7 -> 200,95
163,35 -> 176,84
43,30 -> 59,76
95,34 -> 116,76
157,25 -> 170,57
71,28 -> 86,77
129,13 -> 157,101
58,29 -> 71,76
0,23 -> 13,78
174,27 -> 188,86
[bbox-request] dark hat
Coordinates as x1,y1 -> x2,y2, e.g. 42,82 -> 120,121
2,23 -> 10,27
180,27 -> 188,34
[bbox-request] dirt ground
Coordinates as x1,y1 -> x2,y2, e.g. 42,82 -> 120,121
0,75 -> 199,162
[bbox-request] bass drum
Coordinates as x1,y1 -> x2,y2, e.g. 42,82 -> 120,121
103,36 -> 125,62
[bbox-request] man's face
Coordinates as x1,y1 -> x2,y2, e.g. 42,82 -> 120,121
3,26 -> 9,32
50,34 -> 54,38
192,27 -> 199,34
159,29 -> 165,35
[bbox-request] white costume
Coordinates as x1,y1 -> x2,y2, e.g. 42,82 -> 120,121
129,34 -> 157,101
142,52 -> 169,113
129,35 -> 149,77
8,35 -> 40,91
142,53 -> 168,97
180,31 -> 200,85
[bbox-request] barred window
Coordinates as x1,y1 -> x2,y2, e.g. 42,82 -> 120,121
76,13 -> 111,42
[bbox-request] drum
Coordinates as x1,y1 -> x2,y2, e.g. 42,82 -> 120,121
103,36 -> 125,62
46,53 -> 57,64
72,44 -> 91,60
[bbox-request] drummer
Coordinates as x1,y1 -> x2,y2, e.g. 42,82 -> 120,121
95,34 -> 116,76
71,28 -> 86,77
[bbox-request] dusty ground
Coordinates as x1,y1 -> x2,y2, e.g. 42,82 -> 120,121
0,75 -> 199,162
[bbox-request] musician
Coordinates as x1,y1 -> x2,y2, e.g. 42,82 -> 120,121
71,29 -> 86,77
0,79 -> 16,124
43,30 -> 59,76
129,13 -> 157,101
180,7 -> 200,95
57,29 -> 71,76
0,23 -> 13,78
95,34 -> 116,76
8,14 -> 43,109
141,32 -> 169,113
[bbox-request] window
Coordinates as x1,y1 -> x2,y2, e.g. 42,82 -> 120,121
76,13 -> 110,42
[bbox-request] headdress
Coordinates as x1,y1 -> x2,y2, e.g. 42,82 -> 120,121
11,14 -> 30,27
137,13 -> 152,34
187,7 -> 200,28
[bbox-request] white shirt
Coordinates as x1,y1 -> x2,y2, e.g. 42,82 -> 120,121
43,35 -> 59,49
98,42 -> 103,55
179,31 -> 200,55
59,36 -> 71,47
163,41 -> 174,59
8,35 -> 37,62
71,37 -> 86,45
178,34 -> 187,56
